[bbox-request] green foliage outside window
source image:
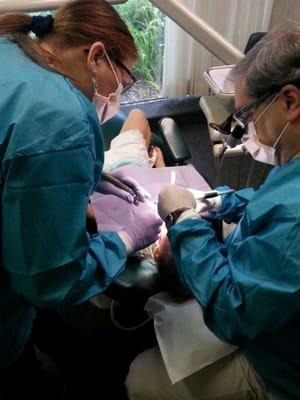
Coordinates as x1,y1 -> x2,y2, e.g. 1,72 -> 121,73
116,0 -> 165,90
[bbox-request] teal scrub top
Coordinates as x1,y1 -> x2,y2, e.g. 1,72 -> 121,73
0,38 -> 127,367
169,158 -> 300,400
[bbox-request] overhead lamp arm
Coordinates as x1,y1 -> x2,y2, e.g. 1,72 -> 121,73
0,0 -> 243,64
149,0 -> 243,64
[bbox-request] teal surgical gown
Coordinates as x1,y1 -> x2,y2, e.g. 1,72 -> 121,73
169,158 -> 300,400
0,38 -> 127,367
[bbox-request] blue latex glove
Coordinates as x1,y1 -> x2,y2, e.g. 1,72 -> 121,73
95,169 -> 150,204
118,202 -> 162,254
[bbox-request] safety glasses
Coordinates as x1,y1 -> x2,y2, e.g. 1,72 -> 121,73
209,94 -> 270,139
113,58 -> 137,94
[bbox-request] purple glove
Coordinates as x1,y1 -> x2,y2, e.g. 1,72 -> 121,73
95,169 -> 150,204
118,202 -> 162,254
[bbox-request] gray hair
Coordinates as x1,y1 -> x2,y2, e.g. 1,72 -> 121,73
229,21 -> 300,101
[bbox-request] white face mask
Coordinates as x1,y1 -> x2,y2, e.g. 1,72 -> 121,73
92,52 -> 123,125
242,94 -> 290,165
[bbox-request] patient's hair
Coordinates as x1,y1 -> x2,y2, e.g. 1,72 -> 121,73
157,251 -> 191,301
0,0 -> 137,70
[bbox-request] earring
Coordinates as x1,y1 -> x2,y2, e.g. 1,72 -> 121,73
91,75 -> 98,91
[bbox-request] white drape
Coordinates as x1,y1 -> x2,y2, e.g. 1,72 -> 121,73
162,0 -> 274,98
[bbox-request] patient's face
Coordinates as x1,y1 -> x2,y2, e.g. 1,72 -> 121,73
153,232 -> 171,262
153,228 -> 191,300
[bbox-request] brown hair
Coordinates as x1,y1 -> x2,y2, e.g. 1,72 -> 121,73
0,0 -> 138,67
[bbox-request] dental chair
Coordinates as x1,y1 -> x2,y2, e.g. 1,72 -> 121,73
102,111 -> 192,165
102,112 -> 191,304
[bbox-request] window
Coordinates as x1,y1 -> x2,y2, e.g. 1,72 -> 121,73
116,0 -> 165,103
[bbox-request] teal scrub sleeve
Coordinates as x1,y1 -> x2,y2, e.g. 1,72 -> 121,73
168,217 -> 300,345
2,145 -> 127,308
211,185 -> 256,223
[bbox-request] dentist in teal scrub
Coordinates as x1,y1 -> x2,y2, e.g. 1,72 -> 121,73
0,0 -> 161,397
127,23 -> 300,400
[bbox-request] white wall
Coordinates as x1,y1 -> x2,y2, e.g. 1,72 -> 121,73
270,0 -> 300,28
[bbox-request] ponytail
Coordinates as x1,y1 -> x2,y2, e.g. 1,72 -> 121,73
0,13 -> 55,66
0,12 -> 32,35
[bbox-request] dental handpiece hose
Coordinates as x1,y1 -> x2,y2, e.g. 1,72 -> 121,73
196,189 -> 234,200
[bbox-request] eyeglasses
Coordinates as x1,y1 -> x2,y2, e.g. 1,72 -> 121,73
209,94 -> 271,139
113,58 -> 137,94
84,48 -> 137,94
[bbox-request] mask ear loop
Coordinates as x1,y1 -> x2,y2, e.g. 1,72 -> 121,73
104,50 -> 121,87
273,121 -> 290,149
254,93 -> 279,124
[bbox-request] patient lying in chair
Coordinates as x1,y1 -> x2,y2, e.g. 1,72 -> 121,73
88,164 -> 220,300
103,108 -> 165,172
87,190 -> 191,299
88,110 -> 212,298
